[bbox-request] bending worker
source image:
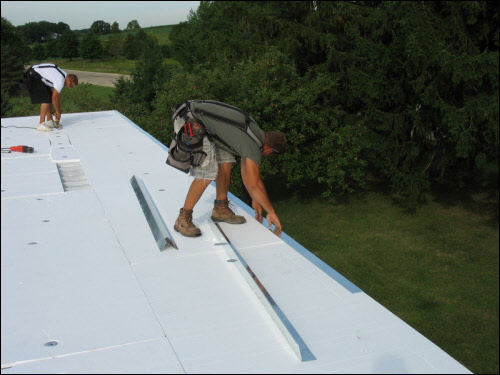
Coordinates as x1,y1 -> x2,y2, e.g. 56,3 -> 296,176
169,100 -> 286,238
24,63 -> 78,131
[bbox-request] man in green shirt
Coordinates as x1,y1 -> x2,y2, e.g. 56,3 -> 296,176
172,100 -> 286,238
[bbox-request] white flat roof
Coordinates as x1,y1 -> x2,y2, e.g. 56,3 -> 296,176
1,111 -> 471,374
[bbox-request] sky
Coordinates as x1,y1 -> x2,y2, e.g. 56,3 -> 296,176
1,1 -> 200,30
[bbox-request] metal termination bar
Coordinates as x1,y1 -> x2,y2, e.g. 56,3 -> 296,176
215,222 -> 315,362
130,175 -> 177,250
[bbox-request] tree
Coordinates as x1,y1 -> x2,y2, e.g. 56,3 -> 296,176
111,21 -> 120,33
17,20 -> 64,43
59,30 -> 80,60
126,20 -> 141,31
160,43 -> 171,58
45,38 -> 61,58
132,35 -> 166,107
90,20 -> 111,35
122,33 -> 139,59
2,17 -> 31,116
1,17 -> 31,94
79,32 -> 103,60
32,42 -> 47,60
105,33 -> 123,58
55,21 -> 70,34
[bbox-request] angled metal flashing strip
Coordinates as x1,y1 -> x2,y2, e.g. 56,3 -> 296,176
130,175 -> 177,250
215,222 -> 315,362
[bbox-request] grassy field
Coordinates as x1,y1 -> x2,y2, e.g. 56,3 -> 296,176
273,189 -> 499,374
98,24 -> 175,45
4,83 -> 498,374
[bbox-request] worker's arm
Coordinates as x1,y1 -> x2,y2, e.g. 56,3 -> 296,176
51,89 -> 61,121
241,157 -> 282,236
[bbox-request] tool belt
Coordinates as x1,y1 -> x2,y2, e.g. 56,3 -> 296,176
166,100 -> 263,173
166,120 -> 207,173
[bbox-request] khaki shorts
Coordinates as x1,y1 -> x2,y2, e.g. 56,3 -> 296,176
190,137 -> 236,180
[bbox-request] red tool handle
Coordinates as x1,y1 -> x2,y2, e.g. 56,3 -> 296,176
10,145 -> 34,153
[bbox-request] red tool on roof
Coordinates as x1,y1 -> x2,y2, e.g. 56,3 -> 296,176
1,145 -> 34,153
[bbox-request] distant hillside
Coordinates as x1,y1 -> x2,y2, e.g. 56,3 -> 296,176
75,24 -> 176,45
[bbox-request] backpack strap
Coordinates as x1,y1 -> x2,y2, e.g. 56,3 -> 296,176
171,102 -> 189,122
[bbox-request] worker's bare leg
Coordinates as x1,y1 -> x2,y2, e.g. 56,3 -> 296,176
215,162 -> 233,201
40,103 -> 52,124
183,178 -> 212,211
212,162 -> 246,224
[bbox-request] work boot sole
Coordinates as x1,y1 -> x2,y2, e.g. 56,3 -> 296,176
211,215 -> 246,224
174,224 -> 202,237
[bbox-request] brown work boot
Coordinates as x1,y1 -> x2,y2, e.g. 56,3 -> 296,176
174,208 -> 202,237
211,199 -> 246,224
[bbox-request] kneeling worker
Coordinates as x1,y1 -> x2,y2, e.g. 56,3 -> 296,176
169,100 -> 286,238
24,63 -> 78,131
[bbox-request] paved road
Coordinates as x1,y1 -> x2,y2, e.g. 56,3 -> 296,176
65,69 -> 131,87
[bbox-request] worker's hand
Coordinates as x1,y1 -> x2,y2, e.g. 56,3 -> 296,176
266,211 -> 282,237
252,200 -> 263,223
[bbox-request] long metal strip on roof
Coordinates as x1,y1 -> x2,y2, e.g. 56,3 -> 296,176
215,222 -> 315,362
130,175 -> 177,250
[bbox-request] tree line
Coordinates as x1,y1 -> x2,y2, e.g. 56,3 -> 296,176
113,1 -> 498,210
5,18 -> 166,62
30,27 -> 170,61
17,19 -> 141,43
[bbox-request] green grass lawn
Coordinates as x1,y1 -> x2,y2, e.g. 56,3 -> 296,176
98,24 -> 175,45
274,190 -> 499,374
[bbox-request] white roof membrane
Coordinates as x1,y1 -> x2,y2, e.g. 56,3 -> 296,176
1,111 -> 471,373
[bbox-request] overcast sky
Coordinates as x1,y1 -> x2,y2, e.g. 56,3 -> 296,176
1,1 -> 200,30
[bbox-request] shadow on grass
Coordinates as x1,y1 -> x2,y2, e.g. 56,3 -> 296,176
264,172 -> 353,206
430,183 -> 499,226
264,171 -> 499,226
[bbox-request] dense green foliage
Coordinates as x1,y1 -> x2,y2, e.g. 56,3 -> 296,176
126,20 -> 141,31
17,20 -> 70,43
1,17 -> 31,116
90,20 -> 112,35
79,32 -> 103,60
59,30 -> 80,60
114,1 -> 499,210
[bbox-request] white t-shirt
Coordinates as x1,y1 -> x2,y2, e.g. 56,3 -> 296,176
32,63 -> 67,94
